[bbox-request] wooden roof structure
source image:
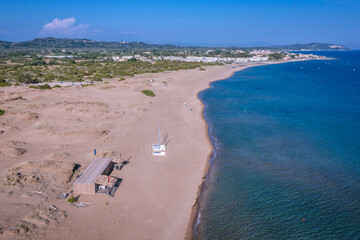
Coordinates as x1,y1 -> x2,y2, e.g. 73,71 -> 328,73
73,158 -> 113,194
75,158 -> 112,184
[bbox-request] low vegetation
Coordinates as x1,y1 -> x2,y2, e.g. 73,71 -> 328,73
0,82 -> 11,87
0,78 -> 11,87
29,84 -> 51,90
0,38 -> 342,87
141,89 -> 155,97
0,55 -> 220,85
67,195 -> 77,203
0,109 -> 5,116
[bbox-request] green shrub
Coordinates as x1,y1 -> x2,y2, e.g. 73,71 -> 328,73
30,84 -> 51,90
82,84 -> 92,87
119,77 -> 125,81
17,73 -> 39,84
141,89 -> 155,97
67,195 -> 77,203
0,109 -> 5,116
0,82 -> 11,87
92,75 -> 103,81
52,85 -> 62,88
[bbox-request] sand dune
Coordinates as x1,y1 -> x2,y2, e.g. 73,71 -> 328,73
1,160 -> 77,191
47,152 -> 71,160
22,112 -> 39,121
60,129 -> 110,138
0,141 -> 27,158
5,96 -> 24,102
0,64 -> 259,239
0,123 -> 18,136
23,103 -> 46,110
0,160 -> 80,239
4,109 -> 39,121
3,208 -> 67,238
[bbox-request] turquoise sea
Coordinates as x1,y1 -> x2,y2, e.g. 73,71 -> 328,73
196,51 -> 360,239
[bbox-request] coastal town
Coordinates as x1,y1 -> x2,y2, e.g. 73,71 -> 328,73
0,39 -> 331,89
112,50 -> 325,63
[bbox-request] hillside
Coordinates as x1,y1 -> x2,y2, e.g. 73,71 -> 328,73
0,37 -> 184,51
0,38 -> 349,52
268,43 -> 349,51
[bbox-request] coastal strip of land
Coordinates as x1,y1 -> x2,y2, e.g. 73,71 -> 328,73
0,60 -> 317,239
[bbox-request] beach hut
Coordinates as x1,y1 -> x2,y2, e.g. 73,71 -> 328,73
73,158 -> 114,194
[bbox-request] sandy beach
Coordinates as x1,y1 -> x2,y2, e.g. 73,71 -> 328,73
0,0 -> 350,238
0,63 -> 266,239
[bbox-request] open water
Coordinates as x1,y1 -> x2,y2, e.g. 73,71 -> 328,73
197,51 -> 360,239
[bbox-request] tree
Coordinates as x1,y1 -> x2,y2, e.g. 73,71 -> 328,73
268,53 -> 284,61
127,57 -> 137,62
17,73 -> 39,84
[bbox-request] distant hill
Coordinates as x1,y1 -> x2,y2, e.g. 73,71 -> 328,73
0,37 -> 349,51
0,37 -> 184,51
268,43 -> 349,51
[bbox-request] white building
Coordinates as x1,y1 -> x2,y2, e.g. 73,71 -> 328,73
249,57 -> 269,62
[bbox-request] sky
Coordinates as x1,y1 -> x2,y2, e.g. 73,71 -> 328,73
0,0 -> 359,48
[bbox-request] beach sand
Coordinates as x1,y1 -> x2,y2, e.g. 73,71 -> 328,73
0,63 -> 261,239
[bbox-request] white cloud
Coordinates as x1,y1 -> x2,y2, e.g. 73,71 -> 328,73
40,17 -> 90,37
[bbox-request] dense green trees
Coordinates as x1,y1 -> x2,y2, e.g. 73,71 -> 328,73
268,53 -> 284,61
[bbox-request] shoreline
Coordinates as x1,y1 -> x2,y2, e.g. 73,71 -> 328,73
0,58 -> 329,240
185,63 -> 268,240
186,58 -> 329,240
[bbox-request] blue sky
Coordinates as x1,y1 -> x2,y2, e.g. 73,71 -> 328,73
0,0 -> 359,48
